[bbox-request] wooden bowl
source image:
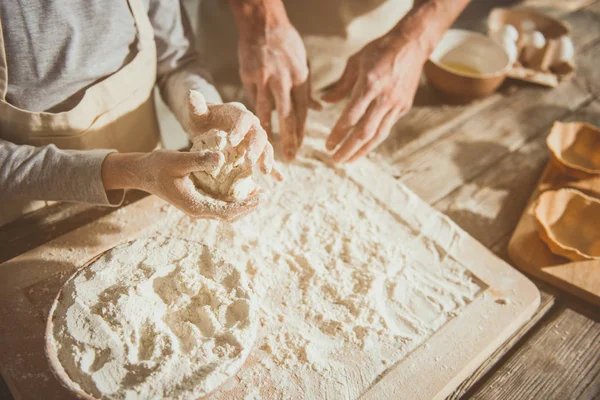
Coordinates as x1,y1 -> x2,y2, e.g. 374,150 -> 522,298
535,188 -> 600,261
45,237 -> 258,400
45,253 -> 104,400
547,121 -> 600,179
424,29 -> 511,102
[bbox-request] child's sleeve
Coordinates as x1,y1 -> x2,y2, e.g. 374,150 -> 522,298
149,0 -> 223,135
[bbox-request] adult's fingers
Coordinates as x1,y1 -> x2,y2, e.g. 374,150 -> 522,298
270,79 -> 298,160
321,61 -> 358,103
332,100 -> 388,163
309,97 -> 323,110
347,107 -> 403,163
174,150 -> 224,175
325,83 -> 376,151
292,82 -> 309,148
255,86 -> 274,139
306,68 -> 323,111
245,82 -> 258,109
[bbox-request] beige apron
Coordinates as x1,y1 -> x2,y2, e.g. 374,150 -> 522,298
197,0 -> 414,99
0,0 -> 161,226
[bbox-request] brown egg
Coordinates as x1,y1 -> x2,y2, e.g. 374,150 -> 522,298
547,122 -> 600,178
535,188 -> 600,261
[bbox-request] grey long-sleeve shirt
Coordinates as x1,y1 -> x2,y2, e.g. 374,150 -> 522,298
0,0 -> 221,206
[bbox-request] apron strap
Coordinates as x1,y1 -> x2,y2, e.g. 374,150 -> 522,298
128,0 -> 155,48
0,16 -> 8,101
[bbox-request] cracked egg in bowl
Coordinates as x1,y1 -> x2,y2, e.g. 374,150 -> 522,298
425,29 -> 511,102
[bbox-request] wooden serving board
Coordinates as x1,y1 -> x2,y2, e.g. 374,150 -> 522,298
0,154 -> 540,400
508,157 -> 600,307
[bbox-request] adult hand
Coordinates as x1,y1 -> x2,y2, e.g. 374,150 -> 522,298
102,150 -> 264,221
322,33 -> 428,163
187,90 -> 280,179
236,15 -> 321,160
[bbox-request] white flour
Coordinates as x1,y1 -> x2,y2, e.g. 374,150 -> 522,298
191,129 -> 256,201
47,237 -> 258,400
146,144 -> 484,399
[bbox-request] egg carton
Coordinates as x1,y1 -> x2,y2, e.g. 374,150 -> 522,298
488,8 -> 575,87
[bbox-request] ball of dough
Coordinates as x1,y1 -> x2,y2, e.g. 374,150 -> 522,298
190,129 -> 257,202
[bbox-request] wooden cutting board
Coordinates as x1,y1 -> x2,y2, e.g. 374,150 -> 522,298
0,156 -> 540,400
508,157 -> 600,307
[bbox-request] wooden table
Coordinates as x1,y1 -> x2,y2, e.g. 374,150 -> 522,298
1,1 -> 599,398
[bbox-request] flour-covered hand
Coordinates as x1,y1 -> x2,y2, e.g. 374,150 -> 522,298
187,90 -> 280,179
322,33 -> 427,163
102,150 -> 264,221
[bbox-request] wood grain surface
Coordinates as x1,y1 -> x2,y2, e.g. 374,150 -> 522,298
470,305 -> 600,399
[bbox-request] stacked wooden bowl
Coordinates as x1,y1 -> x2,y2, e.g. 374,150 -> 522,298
534,122 -> 600,262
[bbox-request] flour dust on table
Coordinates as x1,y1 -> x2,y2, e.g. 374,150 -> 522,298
148,142 -> 484,399
46,237 -> 258,400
